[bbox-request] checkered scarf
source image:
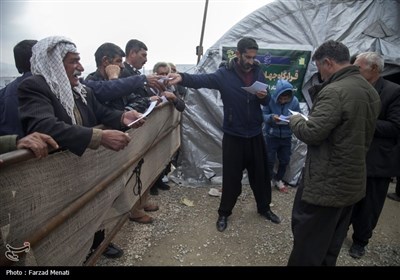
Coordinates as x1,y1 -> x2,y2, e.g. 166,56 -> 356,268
30,36 -> 87,124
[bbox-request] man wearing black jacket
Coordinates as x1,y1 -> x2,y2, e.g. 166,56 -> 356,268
121,39 -> 170,197
18,36 -> 145,260
349,52 -> 400,259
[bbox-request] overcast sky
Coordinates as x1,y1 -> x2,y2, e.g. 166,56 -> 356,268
0,0 -> 272,76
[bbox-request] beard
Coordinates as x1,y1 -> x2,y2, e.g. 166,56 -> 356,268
239,58 -> 252,71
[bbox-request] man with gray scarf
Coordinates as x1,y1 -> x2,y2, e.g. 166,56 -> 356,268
18,36 -> 145,259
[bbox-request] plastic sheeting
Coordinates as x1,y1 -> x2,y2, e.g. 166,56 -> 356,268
174,0 -> 400,186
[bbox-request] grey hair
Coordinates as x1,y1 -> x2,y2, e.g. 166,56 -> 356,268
153,61 -> 169,73
356,52 -> 384,73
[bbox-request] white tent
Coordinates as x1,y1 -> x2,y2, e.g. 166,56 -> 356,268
174,0 -> 400,186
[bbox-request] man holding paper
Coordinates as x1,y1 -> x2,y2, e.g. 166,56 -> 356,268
19,36 -> 145,157
287,40 -> 380,266
168,37 -> 281,232
18,36 -> 146,260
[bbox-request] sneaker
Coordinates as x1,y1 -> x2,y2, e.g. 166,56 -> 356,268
349,243 -> 365,259
276,180 -> 289,193
271,179 -> 277,188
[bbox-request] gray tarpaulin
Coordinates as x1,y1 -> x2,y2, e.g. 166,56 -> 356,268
173,0 -> 400,186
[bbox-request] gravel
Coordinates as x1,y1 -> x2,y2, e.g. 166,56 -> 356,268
97,181 -> 400,266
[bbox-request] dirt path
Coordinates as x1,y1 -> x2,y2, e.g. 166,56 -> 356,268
97,182 -> 400,266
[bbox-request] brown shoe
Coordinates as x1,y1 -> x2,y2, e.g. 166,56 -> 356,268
129,214 -> 154,224
144,203 -> 159,212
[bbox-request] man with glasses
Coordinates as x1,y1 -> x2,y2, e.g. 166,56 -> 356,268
287,40 -> 381,266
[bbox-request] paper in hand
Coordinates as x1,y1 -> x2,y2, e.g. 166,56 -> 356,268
241,81 -> 268,95
277,115 -> 290,123
160,96 -> 168,103
157,77 -> 173,83
289,109 -> 309,121
128,101 -> 157,127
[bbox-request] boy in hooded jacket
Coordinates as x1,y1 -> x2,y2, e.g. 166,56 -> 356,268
262,79 -> 300,192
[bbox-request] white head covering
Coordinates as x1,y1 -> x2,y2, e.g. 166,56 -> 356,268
30,36 -> 86,124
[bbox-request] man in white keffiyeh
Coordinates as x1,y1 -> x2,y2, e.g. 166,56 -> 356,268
18,35 -> 148,261
19,35 -> 145,157
30,36 -> 86,124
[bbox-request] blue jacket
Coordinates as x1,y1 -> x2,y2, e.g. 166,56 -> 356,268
180,58 -> 269,138
0,72 -> 32,138
262,79 -> 300,139
82,75 -> 146,103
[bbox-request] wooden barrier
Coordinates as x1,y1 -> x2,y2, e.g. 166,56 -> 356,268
0,103 -> 181,266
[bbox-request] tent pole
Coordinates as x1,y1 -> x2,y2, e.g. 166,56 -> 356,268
197,0 -> 209,65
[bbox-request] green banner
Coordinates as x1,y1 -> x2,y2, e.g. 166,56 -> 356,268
222,47 -> 311,101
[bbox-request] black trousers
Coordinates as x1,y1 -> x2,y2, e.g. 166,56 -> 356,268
288,180 -> 353,266
218,133 -> 271,217
91,230 -> 105,250
350,177 -> 391,247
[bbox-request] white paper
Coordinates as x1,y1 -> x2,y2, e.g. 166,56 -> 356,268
241,81 -> 268,95
148,87 -> 159,95
289,109 -> 309,121
160,95 -> 168,103
277,115 -> 290,124
127,101 -> 157,126
157,77 -> 173,83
